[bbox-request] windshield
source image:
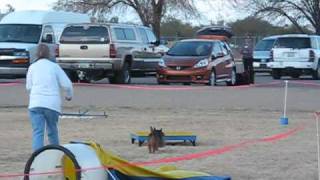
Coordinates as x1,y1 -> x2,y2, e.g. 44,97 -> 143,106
0,24 -> 42,44
254,39 -> 275,51
275,37 -> 311,49
167,41 -> 212,56
60,26 -> 109,44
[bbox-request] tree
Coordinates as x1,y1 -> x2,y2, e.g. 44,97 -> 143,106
53,0 -> 198,39
246,0 -> 320,34
161,16 -> 198,37
228,16 -> 312,36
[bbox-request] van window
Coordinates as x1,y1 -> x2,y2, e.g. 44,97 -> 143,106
254,39 -> 275,51
41,25 -> 54,43
138,28 -> 148,43
60,26 -> 109,44
275,37 -> 311,49
114,28 -> 136,41
0,24 -> 42,44
145,29 -> 157,43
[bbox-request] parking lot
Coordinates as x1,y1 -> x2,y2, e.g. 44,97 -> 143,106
0,74 -> 320,179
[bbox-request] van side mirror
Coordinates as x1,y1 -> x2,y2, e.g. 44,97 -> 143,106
43,34 -> 53,43
151,40 -> 160,46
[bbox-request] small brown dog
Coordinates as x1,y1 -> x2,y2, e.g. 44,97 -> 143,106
148,127 -> 165,153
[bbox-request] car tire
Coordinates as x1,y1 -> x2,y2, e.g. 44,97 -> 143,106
272,69 -> 281,80
227,68 -> 237,86
312,63 -> 320,80
109,77 -> 117,84
115,62 -> 131,84
158,81 -> 169,85
207,69 -> 216,86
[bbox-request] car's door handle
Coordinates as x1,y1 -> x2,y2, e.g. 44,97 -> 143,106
80,45 -> 88,50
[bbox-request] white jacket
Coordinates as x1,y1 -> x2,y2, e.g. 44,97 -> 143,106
26,59 -> 73,113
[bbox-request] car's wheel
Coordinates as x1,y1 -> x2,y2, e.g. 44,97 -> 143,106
109,76 -> 116,84
291,73 -> 300,79
227,68 -> 237,86
65,70 -> 78,83
312,63 -> 320,80
115,62 -> 131,84
158,81 -> 169,85
207,69 -> 216,86
272,69 -> 281,80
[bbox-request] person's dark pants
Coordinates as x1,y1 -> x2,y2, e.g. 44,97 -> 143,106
243,58 -> 254,84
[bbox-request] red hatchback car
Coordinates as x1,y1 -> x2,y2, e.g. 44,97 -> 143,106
157,39 -> 236,86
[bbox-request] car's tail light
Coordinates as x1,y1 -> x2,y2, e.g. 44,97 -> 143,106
55,45 -> 59,57
270,50 -> 274,62
109,44 -> 117,58
309,50 -> 315,62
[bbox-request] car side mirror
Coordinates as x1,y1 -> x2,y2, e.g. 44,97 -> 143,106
214,52 -> 224,58
43,34 -> 53,43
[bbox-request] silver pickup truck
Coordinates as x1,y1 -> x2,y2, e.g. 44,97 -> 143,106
57,23 -> 165,84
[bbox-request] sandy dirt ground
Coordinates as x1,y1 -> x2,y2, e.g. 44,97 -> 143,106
0,77 -> 319,180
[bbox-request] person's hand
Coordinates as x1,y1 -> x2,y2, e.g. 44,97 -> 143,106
65,96 -> 72,101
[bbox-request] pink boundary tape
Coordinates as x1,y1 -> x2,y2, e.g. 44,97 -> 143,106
0,123 -> 305,178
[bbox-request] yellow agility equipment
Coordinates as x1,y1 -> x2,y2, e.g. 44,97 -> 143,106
24,142 -> 231,180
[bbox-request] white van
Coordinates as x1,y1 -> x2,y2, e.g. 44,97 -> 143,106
0,10 -> 90,78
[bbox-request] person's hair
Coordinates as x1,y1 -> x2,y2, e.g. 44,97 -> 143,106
37,44 -> 50,60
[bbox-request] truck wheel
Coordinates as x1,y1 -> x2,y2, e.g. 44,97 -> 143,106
65,70 -> 78,83
272,69 -> 281,80
227,68 -> 237,86
207,69 -> 216,86
115,62 -> 131,84
312,65 -> 320,80
291,73 -> 300,79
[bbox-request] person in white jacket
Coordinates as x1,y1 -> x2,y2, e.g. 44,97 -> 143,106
26,44 -> 73,151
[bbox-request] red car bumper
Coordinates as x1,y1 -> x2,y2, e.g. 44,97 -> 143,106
157,67 -> 211,84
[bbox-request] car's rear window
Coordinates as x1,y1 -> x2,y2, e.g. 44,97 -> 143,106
60,26 -> 109,44
254,39 -> 275,51
275,37 -> 311,49
167,41 -> 212,56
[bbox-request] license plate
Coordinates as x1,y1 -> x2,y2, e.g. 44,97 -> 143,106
286,52 -> 295,57
78,63 -> 90,68
260,64 -> 267,68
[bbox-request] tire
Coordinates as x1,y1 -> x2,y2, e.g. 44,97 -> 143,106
158,81 -> 169,85
312,64 -> 320,80
227,68 -> 237,86
65,70 -> 78,83
109,76 -> 117,84
291,73 -> 300,79
207,69 -> 216,86
272,69 -> 281,80
115,62 -> 131,84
